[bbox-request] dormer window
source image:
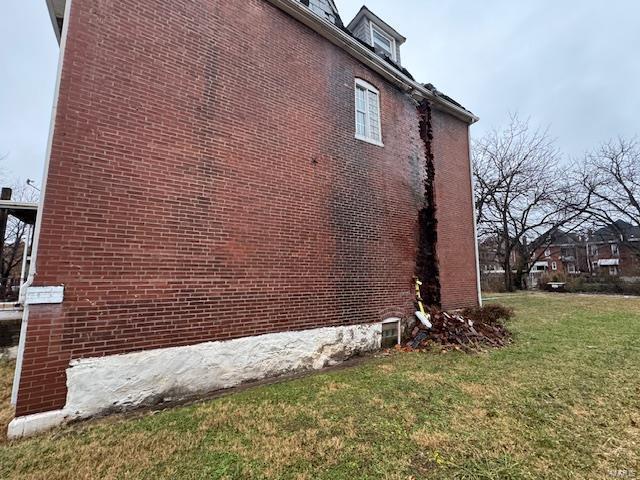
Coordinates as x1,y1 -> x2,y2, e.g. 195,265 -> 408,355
347,6 -> 406,66
371,25 -> 395,61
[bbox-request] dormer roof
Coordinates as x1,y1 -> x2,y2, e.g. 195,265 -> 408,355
347,6 -> 406,44
299,0 -> 343,26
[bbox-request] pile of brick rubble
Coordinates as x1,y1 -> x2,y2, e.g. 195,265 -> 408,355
403,305 -> 513,353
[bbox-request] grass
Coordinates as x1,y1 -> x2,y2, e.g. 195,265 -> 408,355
1,293 -> 639,479
0,359 -> 15,444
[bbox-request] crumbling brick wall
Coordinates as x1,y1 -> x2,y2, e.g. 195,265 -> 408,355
431,108 -> 480,309
15,0 -> 479,417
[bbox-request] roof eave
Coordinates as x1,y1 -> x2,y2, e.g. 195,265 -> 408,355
45,0 -> 66,44
268,0 -> 477,124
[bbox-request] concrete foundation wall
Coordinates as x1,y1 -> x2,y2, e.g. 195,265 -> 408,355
9,322 -> 381,438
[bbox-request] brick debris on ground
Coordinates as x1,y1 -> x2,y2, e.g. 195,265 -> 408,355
403,304 -> 513,353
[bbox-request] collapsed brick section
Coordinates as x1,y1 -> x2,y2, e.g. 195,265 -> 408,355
14,0 -> 480,417
416,101 -> 442,307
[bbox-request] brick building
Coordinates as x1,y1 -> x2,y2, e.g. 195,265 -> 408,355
9,0 -> 480,437
531,231 -> 588,275
586,221 -> 640,278
530,223 -> 640,279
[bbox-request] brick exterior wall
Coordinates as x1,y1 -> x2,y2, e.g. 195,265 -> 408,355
15,0 -> 478,417
430,110 -> 479,309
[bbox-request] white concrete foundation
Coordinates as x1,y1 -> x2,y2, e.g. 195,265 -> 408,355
7,410 -> 67,440
8,323 -> 381,439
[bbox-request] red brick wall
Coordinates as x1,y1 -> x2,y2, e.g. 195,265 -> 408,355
16,0 -> 478,416
431,110 -> 479,309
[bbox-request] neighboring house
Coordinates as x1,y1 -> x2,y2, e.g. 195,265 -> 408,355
586,221 -> 640,278
478,236 -> 517,274
9,0 -> 481,438
530,231 -> 588,275
529,223 -> 640,279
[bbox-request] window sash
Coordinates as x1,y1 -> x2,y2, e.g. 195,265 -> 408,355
355,82 -> 382,144
355,87 -> 367,137
367,90 -> 381,141
371,25 -> 395,59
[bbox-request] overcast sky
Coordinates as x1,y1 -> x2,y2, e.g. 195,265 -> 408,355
1,1 -> 639,185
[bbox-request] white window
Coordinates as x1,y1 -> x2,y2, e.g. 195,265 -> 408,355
370,24 -> 396,61
609,266 -> 619,276
611,243 -> 620,256
590,245 -> 598,256
552,262 -> 558,271
355,79 -> 383,146
568,264 -> 576,274
544,249 -> 551,257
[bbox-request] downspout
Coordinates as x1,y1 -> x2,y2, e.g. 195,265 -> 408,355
468,130 -> 483,306
11,0 -> 73,406
18,224 -> 33,293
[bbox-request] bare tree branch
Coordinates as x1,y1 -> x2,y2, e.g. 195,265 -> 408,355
473,115 -> 591,291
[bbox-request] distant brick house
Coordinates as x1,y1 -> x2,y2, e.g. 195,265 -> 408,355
530,231 -> 588,276
9,0 -> 480,437
586,221 -> 640,278
530,223 -> 640,279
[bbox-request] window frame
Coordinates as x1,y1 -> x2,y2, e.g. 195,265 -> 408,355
370,23 -> 396,62
552,261 -> 558,271
354,79 -> 384,147
611,243 -> 620,256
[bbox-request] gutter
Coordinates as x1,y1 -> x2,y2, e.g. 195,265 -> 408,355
266,0 -> 479,124
45,0 -> 62,43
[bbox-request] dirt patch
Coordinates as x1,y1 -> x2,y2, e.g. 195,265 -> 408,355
412,429 -> 452,451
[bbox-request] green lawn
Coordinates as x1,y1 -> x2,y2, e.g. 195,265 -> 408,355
1,293 -> 639,479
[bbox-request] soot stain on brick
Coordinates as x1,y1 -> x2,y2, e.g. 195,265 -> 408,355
326,69 -> 380,321
416,101 -> 442,307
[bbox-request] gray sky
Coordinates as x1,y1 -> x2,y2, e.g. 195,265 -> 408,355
1,1 -> 639,185
0,0 -> 58,186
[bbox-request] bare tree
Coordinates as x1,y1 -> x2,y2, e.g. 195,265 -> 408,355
580,137 -> 640,255
473,115 -> 590,291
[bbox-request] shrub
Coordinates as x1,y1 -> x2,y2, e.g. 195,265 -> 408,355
462,304 -> 514,326
480,273 -> 508,293
558,275 -> 640,296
